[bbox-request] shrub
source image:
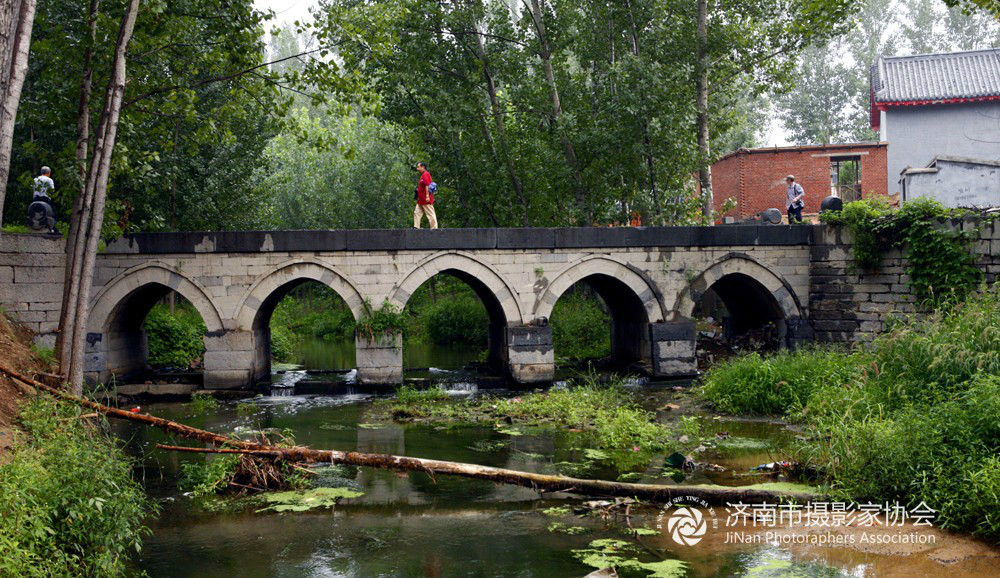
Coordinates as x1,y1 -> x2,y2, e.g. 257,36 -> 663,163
145,303 -> 206,368
355,299 -> 406,341
0,399 -> 154,578
269,323 -> 296,363
701,347 -> 862,416
421,296 -> 488,347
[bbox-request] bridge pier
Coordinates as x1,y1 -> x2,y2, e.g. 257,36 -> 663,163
203,330 -> 256,389
356,334 -> 403,385
506,326 -> 554,383
647,320 -> 698,378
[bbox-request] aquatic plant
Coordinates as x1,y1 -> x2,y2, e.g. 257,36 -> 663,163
256,487 -> 364,513
190,391 -> 219,414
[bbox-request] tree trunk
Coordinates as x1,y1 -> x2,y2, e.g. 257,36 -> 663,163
469,11 -> 529,226
623,0 -> 663,226
696,0 -> 714,223
57,0 -> 100,369
524,0 -> 587,223
66,0 -> 140,393
0,0 -> 35,230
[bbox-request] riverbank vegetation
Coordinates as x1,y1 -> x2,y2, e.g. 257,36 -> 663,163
0,399 -> 153,578
702,287 -> 1000,540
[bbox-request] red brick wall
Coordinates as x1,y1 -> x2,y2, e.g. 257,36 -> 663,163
711,154 -> 743,218
711,144 -> 889,219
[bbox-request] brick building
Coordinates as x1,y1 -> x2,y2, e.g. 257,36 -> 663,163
710,142 -> 889,220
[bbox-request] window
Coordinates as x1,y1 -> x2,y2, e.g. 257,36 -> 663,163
830,156 -> 862,202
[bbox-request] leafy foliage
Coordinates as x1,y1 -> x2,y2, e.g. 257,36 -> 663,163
296,0 -> 858,227
551,289 -> 611,361
144,303 -> 207,369
0,399 -> 154,578
704,289 -> 1000,540
355,299 -> 407,341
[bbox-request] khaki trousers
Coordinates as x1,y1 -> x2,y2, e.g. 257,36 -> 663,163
413,203 -> 438,229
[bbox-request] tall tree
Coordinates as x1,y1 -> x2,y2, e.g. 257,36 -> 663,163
0,0 -> 34,230
778,43 -> 856,145
65,0 -> 141,392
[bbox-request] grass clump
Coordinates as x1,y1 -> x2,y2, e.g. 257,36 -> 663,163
701,346 -> 861,416
386,377 -> 684,468
190,391 -> 219,414
0,399 -> 155,578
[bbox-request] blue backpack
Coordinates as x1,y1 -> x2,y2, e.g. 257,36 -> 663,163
429,181 -> 437,195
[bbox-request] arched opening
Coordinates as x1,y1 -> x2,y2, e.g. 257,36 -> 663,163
549,274 -> 649,372
401,271 -> 505,375
97,285 -> 211,384
251,280 -> 357,380
693,273 -> 787,348
679,258 -> 802,366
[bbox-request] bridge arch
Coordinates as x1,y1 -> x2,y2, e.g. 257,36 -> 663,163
675,253 -> 802,345
533,256 -> 665,370
234,259 -> 365,380
234,259 -> 365,331
388,251 -> 522,324
86,262 -> 224,383
388,251 -> 523,372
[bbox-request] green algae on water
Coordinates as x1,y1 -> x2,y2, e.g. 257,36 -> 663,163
256,487 -> 364,513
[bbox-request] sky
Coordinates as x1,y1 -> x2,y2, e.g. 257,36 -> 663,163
254,0 -> 793,147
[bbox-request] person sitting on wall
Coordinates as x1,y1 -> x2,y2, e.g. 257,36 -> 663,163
28,166 -> 58,234
785,175 -> 804,223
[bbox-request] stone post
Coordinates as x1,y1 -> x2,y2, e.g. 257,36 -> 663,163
506,326 -> 554,383
648,320 -> 698,378
356,333 -> 403,384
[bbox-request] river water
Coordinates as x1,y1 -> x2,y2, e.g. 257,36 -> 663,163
113,340 -> 1000,578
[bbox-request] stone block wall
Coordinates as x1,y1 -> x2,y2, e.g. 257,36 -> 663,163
809,221 -> 1000,343
0,234 -> 65,348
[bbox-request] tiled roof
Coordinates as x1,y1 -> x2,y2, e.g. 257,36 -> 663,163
872,48 -> 1000,104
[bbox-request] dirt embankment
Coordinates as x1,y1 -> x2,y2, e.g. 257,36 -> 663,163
0,311 -> 53,457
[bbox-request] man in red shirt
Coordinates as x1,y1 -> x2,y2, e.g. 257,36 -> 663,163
413,161 -> 438,229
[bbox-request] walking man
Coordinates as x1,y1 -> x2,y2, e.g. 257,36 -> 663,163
785,175 -> 804,223
413,161 -> 438,229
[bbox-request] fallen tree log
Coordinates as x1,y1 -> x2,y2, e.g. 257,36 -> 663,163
1,363 -> 818,506
156,444 -> 817,505
0,363 -> 263,450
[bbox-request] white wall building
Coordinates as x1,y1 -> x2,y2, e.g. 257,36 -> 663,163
871,48 -> 1000,206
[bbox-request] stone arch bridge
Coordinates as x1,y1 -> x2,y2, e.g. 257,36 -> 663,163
8,224 -> 984,389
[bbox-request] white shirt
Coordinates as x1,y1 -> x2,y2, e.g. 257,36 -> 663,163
33,175 -> 54,199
